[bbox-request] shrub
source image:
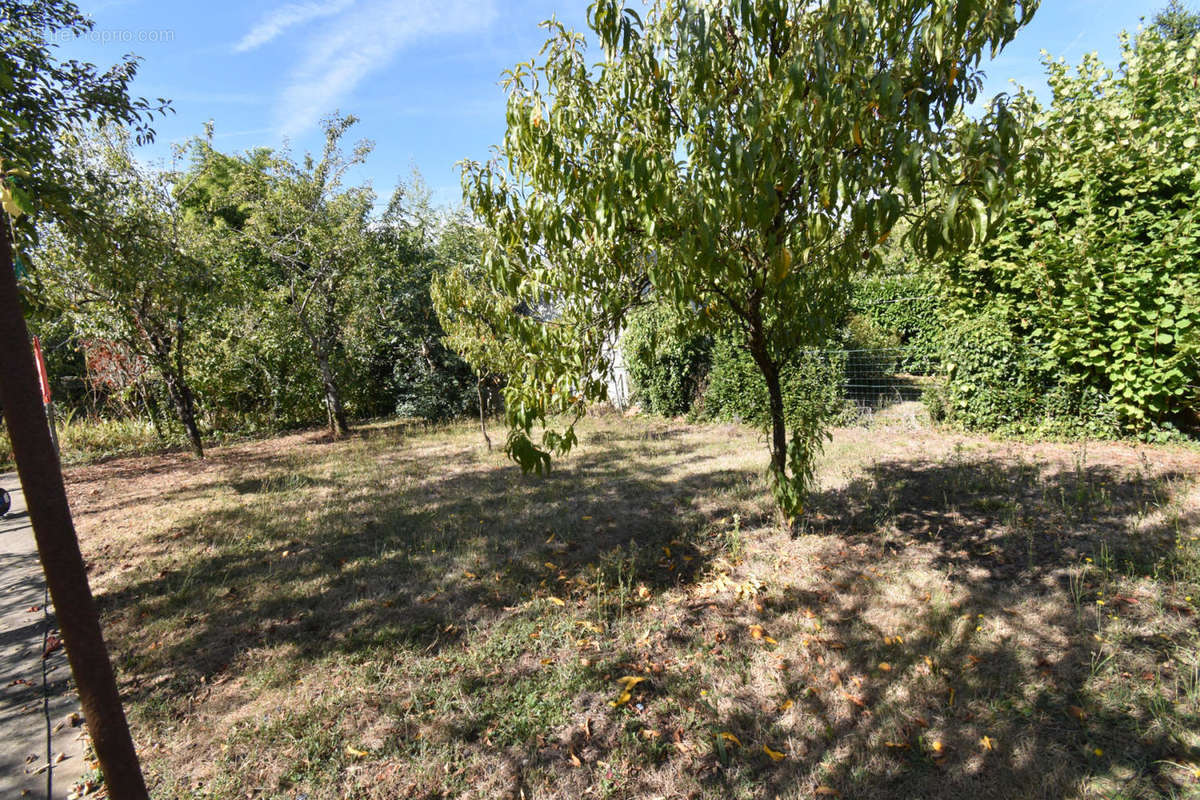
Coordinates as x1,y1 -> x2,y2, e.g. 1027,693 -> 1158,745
851,272 -> 942,374
703,337 -> 846,432
621,304 -> 711,417
932,311 -> 1124,439
940,27 -> 1200,437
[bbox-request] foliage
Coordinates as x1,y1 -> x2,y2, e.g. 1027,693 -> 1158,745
851,271 -> 943,374
0,0 -> 167,248
438,0 -> 1037,516
350,187 -> 477,421
940,26 -> 1200,437
703,337 -> 847,433
36,128 -> 218,456
621,303 -> 711,417
925,310 -> 1123,438
1153,0 -> 1200,43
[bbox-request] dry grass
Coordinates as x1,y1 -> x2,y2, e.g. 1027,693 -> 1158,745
64,407 -> 1200,799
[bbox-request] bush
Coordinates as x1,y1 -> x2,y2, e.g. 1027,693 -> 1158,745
939,28 -> 1200,437
702,337 -> 846,431
931,311 -> 1124,439
621,304 -> 711,417
851,272 -> 942,374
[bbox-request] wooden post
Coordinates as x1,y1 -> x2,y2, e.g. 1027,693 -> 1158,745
0,223 -> 150,799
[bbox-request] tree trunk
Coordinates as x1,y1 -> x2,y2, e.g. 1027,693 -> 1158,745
146,335 -> 203,458
477,375 -> 493,452
0,224 -> 150,799
748,330 -> 787,478
161,367 -> 204,458
314,338 -> 349,436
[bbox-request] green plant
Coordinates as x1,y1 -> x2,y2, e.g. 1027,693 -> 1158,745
939,25 -> 1200,438
621,302 -> 711,417
436,0 -> 1037,516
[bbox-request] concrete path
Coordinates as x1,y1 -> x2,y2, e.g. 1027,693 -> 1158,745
1,473 -> 87,799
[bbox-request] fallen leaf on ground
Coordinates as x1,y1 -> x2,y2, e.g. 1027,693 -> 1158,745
980,736 -> 995,751
749,624 -> 765,639
719,732 -> 742,747
815,787 -> 841,797
763,744 -> 786,761
345,745 -> 368,758
780,699 -> 794,712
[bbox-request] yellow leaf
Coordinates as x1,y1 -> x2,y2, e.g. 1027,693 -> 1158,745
548,597 -> 565,606
345,745 -> 368,758
749,625 -> 764,640
763,744 -> 786,761
610,690 -> 633,708
884,741 -> 910,749
719,731 -> 742,747
980,736 -> 995,751
779,699 -> 794,712
616,675 -> 646,689
852,120 -> 863,147
764,636 -> 778,645
464,571 -> 478,579
878,662 -> 892,672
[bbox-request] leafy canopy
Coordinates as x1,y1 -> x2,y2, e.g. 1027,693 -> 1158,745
437,0 -> 1036,513
1,0 -> 168,245
940,23 -> 1200,436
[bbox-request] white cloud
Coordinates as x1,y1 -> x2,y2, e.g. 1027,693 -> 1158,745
274,0 -> 498,136
234,0 -> 356,53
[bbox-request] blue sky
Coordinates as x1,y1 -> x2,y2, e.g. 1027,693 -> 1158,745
61,0 -> 1171,207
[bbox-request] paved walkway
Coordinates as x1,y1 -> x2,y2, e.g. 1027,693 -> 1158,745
1,473 -> 87,798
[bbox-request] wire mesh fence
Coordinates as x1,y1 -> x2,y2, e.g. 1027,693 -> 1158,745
802,346 -> 937,416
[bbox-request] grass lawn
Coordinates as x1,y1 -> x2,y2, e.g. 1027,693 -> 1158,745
64,406 -> 1200,799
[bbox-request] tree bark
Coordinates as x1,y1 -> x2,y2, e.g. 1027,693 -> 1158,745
161,367 -> 204,458
748,324 -> 788,478
146,334 -> 204,458
477,375 -> 493,452
0,224 -> 150,799
314,337 -> 349,436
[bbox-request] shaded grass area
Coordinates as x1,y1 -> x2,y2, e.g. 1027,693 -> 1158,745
65,413 -> 1200,799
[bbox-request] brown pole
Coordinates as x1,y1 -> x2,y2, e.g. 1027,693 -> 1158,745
0,223 -> 150,799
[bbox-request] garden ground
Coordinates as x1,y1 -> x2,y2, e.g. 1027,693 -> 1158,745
62,405 -> 1200,799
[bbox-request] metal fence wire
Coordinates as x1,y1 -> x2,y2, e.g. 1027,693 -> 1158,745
802,346 -> 935,412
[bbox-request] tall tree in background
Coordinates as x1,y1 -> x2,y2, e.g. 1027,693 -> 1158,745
436,0 -> 1037,516
40,129 -> 218,457
0,0 -> 167,795
237,114 -> 374,435
354,179 -> 478,421
1154,0 -> 1200,43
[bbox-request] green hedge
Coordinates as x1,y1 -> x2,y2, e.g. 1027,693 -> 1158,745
927,311 -> 1123,439
621,304 -> 711,417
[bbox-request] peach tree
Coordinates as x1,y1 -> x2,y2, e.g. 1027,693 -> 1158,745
437,0 -> 1038,517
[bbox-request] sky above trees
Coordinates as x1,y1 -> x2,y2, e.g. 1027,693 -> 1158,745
60,0 -> 1172,205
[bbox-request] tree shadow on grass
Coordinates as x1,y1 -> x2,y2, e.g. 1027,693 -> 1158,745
95,428 -> 765,709
663,454 -> 1200,800
89,432 -> 1200,799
